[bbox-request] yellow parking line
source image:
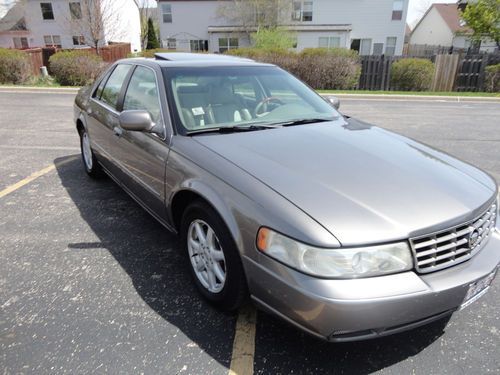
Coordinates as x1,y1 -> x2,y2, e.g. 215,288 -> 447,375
0,156 -> 77,199
229,306 -> 257,375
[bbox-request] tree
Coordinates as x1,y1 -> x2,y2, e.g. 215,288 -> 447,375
134,0 -> 158,50
216,0 -> 292,42
146,17 -> 160,49
68,0 -> 126,53
461,0 -> 500,49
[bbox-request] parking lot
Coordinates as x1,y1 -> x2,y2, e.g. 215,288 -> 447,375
1,88 -> 499,374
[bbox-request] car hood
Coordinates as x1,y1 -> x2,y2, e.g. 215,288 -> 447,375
193,118 -> 497,245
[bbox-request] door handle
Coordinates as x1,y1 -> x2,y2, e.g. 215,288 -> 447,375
113,126 -> 123,137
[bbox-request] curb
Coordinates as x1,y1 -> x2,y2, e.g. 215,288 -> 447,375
1,86 -> 499,103
321,93 -> 500,103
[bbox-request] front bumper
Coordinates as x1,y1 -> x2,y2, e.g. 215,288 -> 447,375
244,229 -> 500,342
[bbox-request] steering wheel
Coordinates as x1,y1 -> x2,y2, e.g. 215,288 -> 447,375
255,97 -> 284,117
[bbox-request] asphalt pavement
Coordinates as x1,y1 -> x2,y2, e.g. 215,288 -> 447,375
0,89 -> 499,374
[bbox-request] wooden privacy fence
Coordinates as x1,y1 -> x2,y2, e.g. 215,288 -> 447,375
358,55 -> 401,90
431,54 -> 460,92
359,53 -> 499,92
23,43 -> 131,76
456,54 -> 500,91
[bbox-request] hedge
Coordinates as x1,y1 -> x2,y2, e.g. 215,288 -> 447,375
390,58 -> 435,91
49,51 -> 107,86
228,47 -> 361,90
0,48 -> 31,84
484,64 -> 500,93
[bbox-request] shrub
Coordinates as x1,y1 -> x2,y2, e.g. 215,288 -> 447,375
484,63 -> 500,92
251,28 -> 296,50
0,48 -> 31,84
228,47 -> 361,90
390,58 -> 435,91
49,51 -> 106,86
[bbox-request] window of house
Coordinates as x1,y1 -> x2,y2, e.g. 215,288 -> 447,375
100,64 -> 132,109
392,0 -> 404,20
167,38 -> 177,49
40,3 -> 54,20
385,37 -> 397,55
373,43 -> 384,55
351,39 -> 372,55
318,36 -> 340,49
123,66 -> 161,123
218,38 -> 239,53
292,1 -> 313,22
161,4 -> 172,23
72,36 -> 85,46
43,35 -> 61,48
190,40 -> 208,52
69,2 -> 82,20
13,37 -> 29,49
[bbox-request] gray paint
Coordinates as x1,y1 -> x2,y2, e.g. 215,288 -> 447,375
74,55 -> 500,341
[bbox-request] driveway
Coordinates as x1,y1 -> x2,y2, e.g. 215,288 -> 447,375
0,89 -> 499,374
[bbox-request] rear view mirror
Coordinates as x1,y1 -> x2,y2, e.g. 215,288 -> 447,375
325,96 -> 340,110
119,110 -> 154,132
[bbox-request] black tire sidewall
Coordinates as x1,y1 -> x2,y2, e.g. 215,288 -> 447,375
181,200 -> 247,311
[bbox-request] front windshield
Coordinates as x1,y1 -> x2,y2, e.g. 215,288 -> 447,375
163,66 -> 339,134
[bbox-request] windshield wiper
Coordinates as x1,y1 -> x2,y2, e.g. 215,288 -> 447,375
268,117 -> 336,127
187,124 -> 281,136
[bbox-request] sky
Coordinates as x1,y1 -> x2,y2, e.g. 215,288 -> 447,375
407,0 -> 457,27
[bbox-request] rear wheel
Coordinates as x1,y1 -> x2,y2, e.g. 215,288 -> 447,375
79,127 -> 103,179
181,200 -> 248,311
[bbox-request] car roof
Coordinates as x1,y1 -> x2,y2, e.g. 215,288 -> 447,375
119,52 -> 274,68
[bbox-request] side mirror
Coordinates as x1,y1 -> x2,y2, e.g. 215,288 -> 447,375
325,96 -> 340,110
119,110 -> 154,132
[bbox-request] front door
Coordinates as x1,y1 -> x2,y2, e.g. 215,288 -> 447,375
112,65 -> 170,222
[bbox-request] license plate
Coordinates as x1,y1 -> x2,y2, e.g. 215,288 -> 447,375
460,268 -> 498,310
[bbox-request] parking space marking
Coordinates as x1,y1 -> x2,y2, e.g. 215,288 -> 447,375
229,306 -> 257,375
0,156 -> 77,199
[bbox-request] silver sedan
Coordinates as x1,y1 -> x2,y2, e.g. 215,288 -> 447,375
74,53 -> 499,342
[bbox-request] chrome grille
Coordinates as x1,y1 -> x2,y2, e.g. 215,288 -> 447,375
410,202 -> 497,273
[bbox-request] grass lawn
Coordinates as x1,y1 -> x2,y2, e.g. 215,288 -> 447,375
317,90 -> 500,97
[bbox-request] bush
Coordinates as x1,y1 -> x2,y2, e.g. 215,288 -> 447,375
390,58 -> 435,91
0,48 -> 31,84
251,28 -> 296,50
484,63 -> 500,92
49,51 -> 106,86
228,47 -> 361,90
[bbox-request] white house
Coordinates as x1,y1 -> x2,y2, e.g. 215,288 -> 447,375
156,0 -> 409,55
0,0 -> 142,52
410,2 -> 497,53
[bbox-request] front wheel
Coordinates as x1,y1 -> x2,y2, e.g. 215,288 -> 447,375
181,201 -> 248,311
79,127 -> 103,179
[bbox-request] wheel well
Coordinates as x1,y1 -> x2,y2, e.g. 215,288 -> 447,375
76,119 -> 84,135
171,190 -> 209,231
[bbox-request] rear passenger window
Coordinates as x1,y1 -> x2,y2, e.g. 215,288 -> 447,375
123,66 -> 161,122
100,64 -> 132,109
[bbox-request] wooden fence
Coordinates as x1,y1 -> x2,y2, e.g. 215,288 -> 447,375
23,43 -> 131,76
359,53 -> 499,92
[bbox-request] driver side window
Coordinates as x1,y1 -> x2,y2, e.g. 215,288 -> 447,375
123,66 -> 161,123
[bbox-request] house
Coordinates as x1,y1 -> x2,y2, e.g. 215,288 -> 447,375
156,0 -> 409,55
0,0 -> 142,52
409,2 -> 497,53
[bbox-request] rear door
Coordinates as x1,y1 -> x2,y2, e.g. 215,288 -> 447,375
111,64 -> 170,222
87,64 -> 133,175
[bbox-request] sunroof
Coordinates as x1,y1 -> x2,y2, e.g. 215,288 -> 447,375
154,53 -> 253,62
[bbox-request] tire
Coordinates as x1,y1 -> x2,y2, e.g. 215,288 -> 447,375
181,200 -> 248,311
79,127 -> 103,179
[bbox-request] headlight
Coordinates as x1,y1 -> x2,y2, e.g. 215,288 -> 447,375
257,228 -> 413,278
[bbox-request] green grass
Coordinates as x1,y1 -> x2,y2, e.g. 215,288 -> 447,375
317,90 -> 500,97
0,76 -> 78,88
